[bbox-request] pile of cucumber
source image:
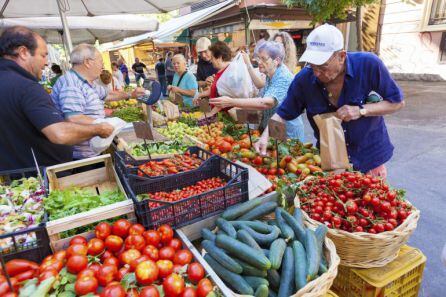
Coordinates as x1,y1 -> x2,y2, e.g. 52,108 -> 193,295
200,199 -> 329,297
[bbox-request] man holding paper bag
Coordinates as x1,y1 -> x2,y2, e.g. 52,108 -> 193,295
255,24 -> 405,178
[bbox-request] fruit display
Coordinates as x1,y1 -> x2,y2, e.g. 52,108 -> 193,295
200,198 -> 335,296
105,99 -> 139,109
193,122 -> 225,144
112,106 -> 145,122
296,172 -> 414,233
0,177 -> 45,250
137,153 -> 204,177
130,141 -> 190,158
0,222 -> 220,297
158,122 -> 201,140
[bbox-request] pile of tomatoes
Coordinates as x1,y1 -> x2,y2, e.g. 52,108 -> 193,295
298,172 -> 413,234
2,221 -> 215,297
137,153 -> 203,177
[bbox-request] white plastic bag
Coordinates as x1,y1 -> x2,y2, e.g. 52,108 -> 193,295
90,117 -> 127,154
217,53 -> 255,98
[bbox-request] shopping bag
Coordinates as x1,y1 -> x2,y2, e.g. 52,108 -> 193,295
90,117 -> 127,154
313,113 -> 350,171
216,52 -> 255,98
162,100 -> 180,120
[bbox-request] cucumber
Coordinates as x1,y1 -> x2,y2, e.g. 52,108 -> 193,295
314,224 -> 328,245
268,290 -> 278,297
222,198 -> 263,220
292,240 -> 307,290
240,225 -> 280,246
278,247 -> 295,297
255,284 -> 269,297
236,229 -> 262,251
216,218 -> 237,238
275,208 -> 295,241
269,238 -> 287,270
204,254 -> 254,295
230,221 -> 273,233
304,229 -> 320,281
280,208 -> 306,242
201,228 -> 216,242
293,207 -> 304,225
216,234 -> 271,270
318,259 -> 328,275
238,201 -> 278,221
263,249 -> 270,257
235,259 -> 267,277
243,276 -> 269,290
202,240 -> 243,274
217,230 -> 227,236
267,269 -> 281,289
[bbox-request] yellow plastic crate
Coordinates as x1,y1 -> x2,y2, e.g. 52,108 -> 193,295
332,245 -> 426,297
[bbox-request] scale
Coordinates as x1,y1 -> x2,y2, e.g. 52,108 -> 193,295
137,78 -> 162,127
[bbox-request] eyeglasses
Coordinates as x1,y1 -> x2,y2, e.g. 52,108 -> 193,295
254,56 -> 272,64
307,53 -> 337,71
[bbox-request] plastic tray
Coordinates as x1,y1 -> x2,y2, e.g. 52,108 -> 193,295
125,156 -> 248,229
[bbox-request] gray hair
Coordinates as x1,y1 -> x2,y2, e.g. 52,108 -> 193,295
256,41 -> 285,63
70,44 -> 98,65
172,54 -> 186,64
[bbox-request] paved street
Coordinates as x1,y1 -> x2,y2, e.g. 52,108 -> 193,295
302,80 -> 446,297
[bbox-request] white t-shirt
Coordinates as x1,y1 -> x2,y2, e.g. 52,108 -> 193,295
95,77 -> 120,92
113,70 -> 124,90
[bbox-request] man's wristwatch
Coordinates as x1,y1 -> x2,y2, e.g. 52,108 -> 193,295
359,104 -> 367,117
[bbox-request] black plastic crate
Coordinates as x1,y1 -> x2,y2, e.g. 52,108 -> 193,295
125,157 -> 249,229
0,167 -> 51,263
114,146 -> 214,181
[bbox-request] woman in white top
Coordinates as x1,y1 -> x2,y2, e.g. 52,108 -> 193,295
111,62 -> 124,90
96,70 -> 121,92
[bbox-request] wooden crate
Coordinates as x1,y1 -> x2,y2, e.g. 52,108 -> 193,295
45,154 -> 134,251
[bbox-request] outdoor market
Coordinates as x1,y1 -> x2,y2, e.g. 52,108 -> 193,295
1,0 -> 445,297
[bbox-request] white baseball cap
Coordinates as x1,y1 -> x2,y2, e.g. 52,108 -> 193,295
299,24 -> 344,65
196,37 -> 212,53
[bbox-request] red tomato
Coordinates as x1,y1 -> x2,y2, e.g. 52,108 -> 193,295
157,225 -> 174,244
125,235 -> 146,251
173,264 -> 183,274
5,259 -> 38,276
130,255 -> 150,271
140,286 -> 160,297
53,250 -> 67,262
89,263 -> 101,276
39,258 -> 64,273
174,250 -> 192,266
117,266 -> 131,281
163,273 -> 185,297
156,260 -> 174,278
66,243 -> 88,258
135,260 -> 159,285
75,276 -> 98,296
102,283 -> 126,297
143,245 -> 159,261
77,268 -> 96,279
159,246 -> 176,261
67,255 -> 88,274
143,230 -> 161,247
196,278 -> 213,297
187,263 -> 205,284
103,256 -> 120,267
129,224 -> 145,236
168,239 -> 182,251
14,270 -> 38,282
112,219 -> 132,238
181,287 -> 197,297
70,235 -> 87,246
88,238 -> 105,256
105,235 -> 124,252
97,264 -> 118,287
95,222 -> 112,240
101,250 -> 113,261
38,268 -> 59,282
120,249 -> 142,266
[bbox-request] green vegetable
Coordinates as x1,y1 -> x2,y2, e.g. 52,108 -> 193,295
269,238 -> 287,270
216,218 -> 237,238
267,269 -> 281,289
221,198 -> 262,220
112,106 -> 144,122
234,258 -> 267,277
230,221 -> 273,233
240,225 -> 280,246
304,229 -> 320,281
236,229 -> 262,251
201,228 -> 216,242
280,208 -> 306,243
292,240 -> 307,290
255,284 -> 269,297
130,140 -> 189,157
202,240 -> 243,274
33,276 -> 56,297
243,276 -> 269,290
278,247 -> 294,297
238,201 -> 278,221
275,208 -> 295,241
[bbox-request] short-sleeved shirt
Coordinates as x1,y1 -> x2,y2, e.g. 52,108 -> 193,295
165,58 -> 175,76
260,64 -> 305,141
155,62 -> 166,77
132,62 -> 146,74
51,70 -> 108,159
276,52 -> 403,172
196,59 -> 218,82
0,58 -> 72,170
119,64 -> 129,76
172,71 -> 198,108
113,70 -> 124,88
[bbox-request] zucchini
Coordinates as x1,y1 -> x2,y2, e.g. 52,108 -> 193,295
280,208 -> 306,242
315,225 -> 328,275
243,276 -> 269,290
292,240 -> 307,290
216,234 -> 271,270
268,290 -> 278,297
263,249 -> 269,257
314,224 -> 328,245
240,225 -> 280,246
236,229 -> 262,251
269,238 -> 287,270
278,247 -> 295,297
267,269 -> 281,289
238,201 -> 278,221
204,254 -> 254,295
202,240 -> 243,274
217,230 -> 227,236
293,207 -> 304,225
304,229 -> 320,281
255,284 -> 269,297
201,228 -> 216,242
222,198 -> 263,220
234,259 -> 267,277
275,208 -> 295,241
230,221 -> 273,233
216,218 -> 237,238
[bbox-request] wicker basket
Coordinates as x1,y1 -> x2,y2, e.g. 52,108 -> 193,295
295,196 -> 420,268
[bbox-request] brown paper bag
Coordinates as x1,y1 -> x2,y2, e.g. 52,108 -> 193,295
313,113 -> 350,171
162,100 -> 180,120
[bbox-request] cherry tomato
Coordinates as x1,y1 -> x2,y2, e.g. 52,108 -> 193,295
140,286 -> 160,297
159,246 -> 176,261
105,235 -> 124,252
120,249 -> 142,266
66,243 -> 88,258
346,200 -> 358,215
129,224 -> 145,236
88,238 -> 105,256
156,260 -> 174,278
187,263 -> 205,284
102,283 -> 126,297
174,250 -> 193,266
196,278 -> 213,297
157,225 -> 174,244
125,235 -> 146,251
104,256 -> 120,267
95,222 -> 112,240
181,287 -> 197,297
112,219 -> 132,238
135,260 -> 159,285
75,276 -> 98,296
70,235 -> 87,246
163,273 -> 185,297
143,230 -> 161,247
67,255 -> 88,274
143,245 -> 159,261
97,264 -> 118,287
168,239 -> 182,251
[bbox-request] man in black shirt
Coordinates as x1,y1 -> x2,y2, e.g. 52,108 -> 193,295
155,57 -> 167,97
131,58 -> 147,86
0,26 -> 114,170
195,37 -> 218,88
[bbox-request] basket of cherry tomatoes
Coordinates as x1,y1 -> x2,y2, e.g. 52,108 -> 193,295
295,171 -> 420,268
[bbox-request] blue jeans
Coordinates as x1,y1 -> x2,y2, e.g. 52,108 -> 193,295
158,76 -> 167,96
135,73 -> 146,86
124,74 -> 130,86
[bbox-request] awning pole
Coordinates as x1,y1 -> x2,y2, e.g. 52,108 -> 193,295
57,0 -> 73,55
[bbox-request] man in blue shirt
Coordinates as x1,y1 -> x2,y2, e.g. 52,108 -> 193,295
255,24 -> 405,178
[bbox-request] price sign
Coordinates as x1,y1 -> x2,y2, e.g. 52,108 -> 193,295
268,119 -> 287,142
199,98 -> 211,113
236,110 -> 260,124
133,121 -> 154,141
